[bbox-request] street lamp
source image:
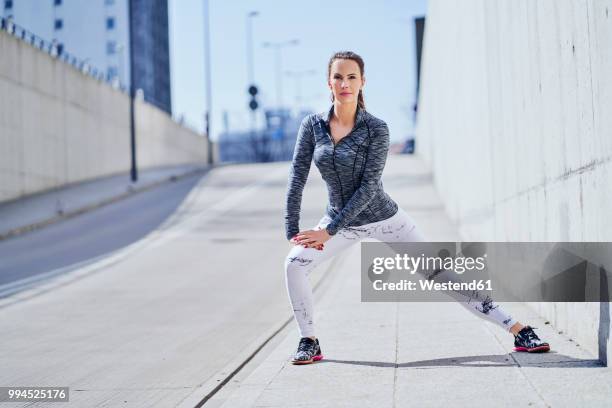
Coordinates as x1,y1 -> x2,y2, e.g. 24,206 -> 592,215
262,39 -> 299,110
128,0 -> 137,182
203,0 -> 213,165
246,11 -> 259,135
246,11 -> 259,86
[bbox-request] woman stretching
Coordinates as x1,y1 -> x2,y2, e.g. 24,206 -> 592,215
284,51 -> 550,365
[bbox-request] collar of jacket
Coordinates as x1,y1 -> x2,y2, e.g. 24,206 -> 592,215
318,104 -> 366,129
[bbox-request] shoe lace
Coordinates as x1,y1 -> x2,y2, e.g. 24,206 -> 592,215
298,338 -> 314,353
524,326 -> 540,341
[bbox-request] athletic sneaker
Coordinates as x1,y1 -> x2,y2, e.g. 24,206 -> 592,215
513,326 -> 550,353
291,337 -> 324,365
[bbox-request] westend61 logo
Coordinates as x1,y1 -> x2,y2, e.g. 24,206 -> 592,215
371,253 -> 487,275
361,242 -> 612,303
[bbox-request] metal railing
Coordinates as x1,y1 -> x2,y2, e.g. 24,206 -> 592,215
0,15 -> 196,132
0,16 -> 128,93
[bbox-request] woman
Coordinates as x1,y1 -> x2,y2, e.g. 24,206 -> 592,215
284,51 -> 550,365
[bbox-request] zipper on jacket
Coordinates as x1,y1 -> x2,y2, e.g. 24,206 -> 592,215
325,117 -> 360,208
326,114 -> 359,147
329,126 -> 357,147
331,143 -> 345,208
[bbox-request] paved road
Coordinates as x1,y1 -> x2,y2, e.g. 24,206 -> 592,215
0,172 -> 203,287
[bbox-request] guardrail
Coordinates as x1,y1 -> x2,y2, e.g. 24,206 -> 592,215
0,15 -> 128,93
1,15 -> 201,133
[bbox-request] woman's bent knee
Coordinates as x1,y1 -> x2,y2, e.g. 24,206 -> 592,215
284,253 -> 315,278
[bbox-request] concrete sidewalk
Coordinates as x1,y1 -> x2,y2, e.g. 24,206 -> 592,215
178,157 -> 612,407
0,164 -> 209,240
202,239 -> 612,407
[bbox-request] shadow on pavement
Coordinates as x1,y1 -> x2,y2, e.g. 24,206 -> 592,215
319,352 -> 603,368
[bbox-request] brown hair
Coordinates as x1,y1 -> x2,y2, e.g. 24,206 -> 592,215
327,51 -> 366,110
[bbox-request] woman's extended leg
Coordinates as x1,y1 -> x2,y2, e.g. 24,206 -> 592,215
284,216 -> 359,338
371,207 -> 518,332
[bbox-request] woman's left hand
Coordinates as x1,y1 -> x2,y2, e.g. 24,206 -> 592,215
292,229 -> 331,247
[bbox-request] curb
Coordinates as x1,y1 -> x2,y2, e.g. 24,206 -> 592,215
0,165 -> 217,242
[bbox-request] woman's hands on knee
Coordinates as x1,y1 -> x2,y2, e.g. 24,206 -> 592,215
290,229 -> 331,251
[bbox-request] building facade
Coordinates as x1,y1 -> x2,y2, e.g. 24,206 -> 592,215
2,0 -> 171,114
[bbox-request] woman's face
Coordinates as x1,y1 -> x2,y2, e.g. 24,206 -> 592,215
328,59 -> 365,105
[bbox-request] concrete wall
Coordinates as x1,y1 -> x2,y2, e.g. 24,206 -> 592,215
135,100 -> 206,168
416,0 -> 611,362
0,29 -> 208,203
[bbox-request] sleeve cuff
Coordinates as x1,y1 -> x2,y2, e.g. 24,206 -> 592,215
325,224 -> 337,236
286,229 -> 298,241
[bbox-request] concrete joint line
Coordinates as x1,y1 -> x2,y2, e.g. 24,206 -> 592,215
180,250 -> 350,408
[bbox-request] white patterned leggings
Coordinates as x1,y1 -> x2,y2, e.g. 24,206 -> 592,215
284,207 -> 517,338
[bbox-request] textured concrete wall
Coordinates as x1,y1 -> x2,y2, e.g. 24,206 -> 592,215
0,30 -> 207,203
416,0 -> 611,361
135,100 -> 206,169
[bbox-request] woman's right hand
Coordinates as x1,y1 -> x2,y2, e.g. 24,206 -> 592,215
290,235 -> 324,251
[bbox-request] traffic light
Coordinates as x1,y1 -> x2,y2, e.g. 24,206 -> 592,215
248,84 -> 258,111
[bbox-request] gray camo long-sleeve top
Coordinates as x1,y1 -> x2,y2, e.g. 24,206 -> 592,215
284,105 -> 399,241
